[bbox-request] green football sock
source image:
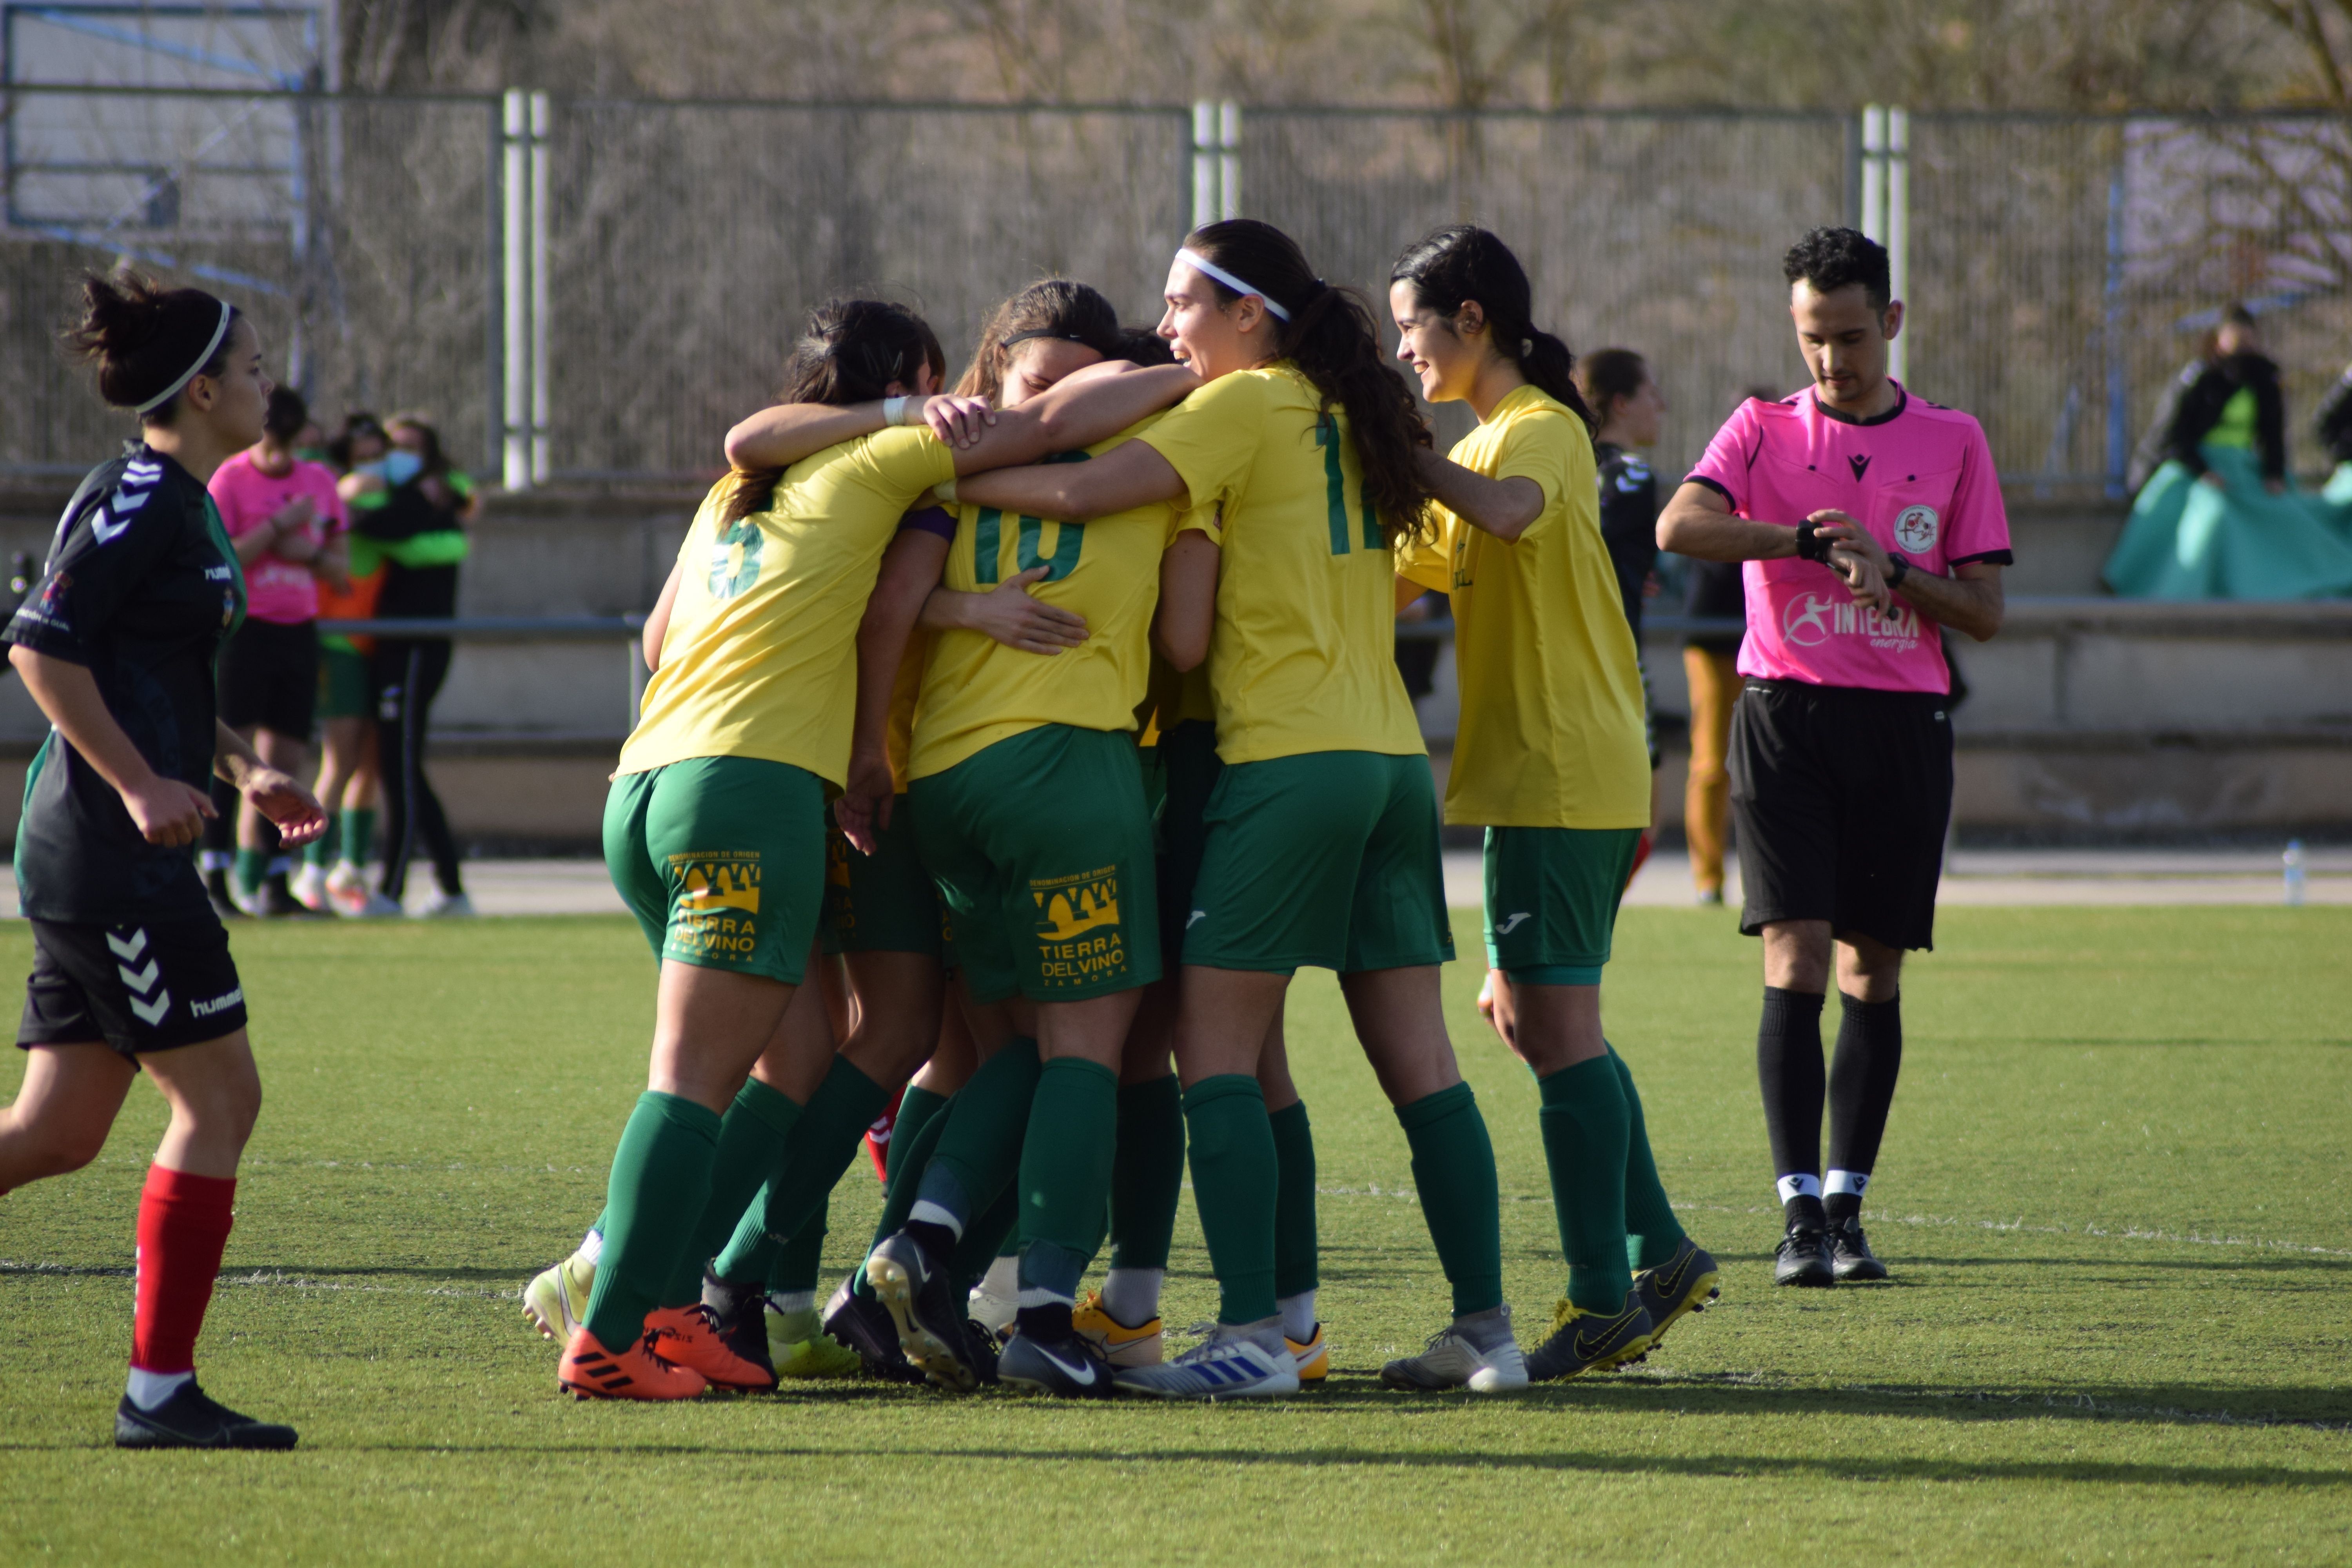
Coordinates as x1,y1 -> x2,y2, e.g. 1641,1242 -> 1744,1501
1539,1056 -> 1635,1313
233,846 -> 268,896
667,1076 -> 801,1301
1610,1044 -> 1689,1271
1183,1074 -> 1278,1326
711,1056 -> 888,1281
922,1036 -> 1040,1228
864,1083 -> 956,1258
950,1181 -> 1021,1296
1269,1099 -> 1320,1299
306,813 -> 339,869
886,1085 -> 951,1185
767,1197 -> 828,1297
1012,1058 -> 1119,1303
582,1091 -> 721,1348
1109,1074 -> 1185,1272
1395,1082 -> 1504,1317
341,806 -> 377,866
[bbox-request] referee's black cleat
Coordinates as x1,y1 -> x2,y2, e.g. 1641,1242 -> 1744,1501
1828,1215 -> 1889,1282
869,1229 -> 987,1392
115,1383 -> 297,1450
1774,1222 -> 1836,1287
820,1273 -> 926,1385
999,1325 -> 1112,1399
1633,1238 -> 1722,1349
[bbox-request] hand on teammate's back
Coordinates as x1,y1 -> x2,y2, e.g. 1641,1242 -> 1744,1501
971,566 -> 1087,654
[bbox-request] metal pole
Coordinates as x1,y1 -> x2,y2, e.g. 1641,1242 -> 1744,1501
500,89 -> 531,492
2104,153 -> 2129,498
529,90 -> 551,486
1191,100 -> 1217,233
1219,100 -> 1241,221
1860,105 -> 1886,246
1887,107 -> 1909,386
485,99 -> 505,488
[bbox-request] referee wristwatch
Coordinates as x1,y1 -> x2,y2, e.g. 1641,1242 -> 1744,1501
1885,553 -> 1911,590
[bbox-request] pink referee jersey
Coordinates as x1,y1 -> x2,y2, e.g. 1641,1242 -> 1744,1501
1686,386 -> 2011,695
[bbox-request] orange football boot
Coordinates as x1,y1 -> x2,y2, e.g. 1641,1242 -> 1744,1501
559,1325 -> 708,1401
645,1304 -> 777,1391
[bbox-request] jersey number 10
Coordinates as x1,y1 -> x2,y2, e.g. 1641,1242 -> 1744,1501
1320,416 -> 1381,555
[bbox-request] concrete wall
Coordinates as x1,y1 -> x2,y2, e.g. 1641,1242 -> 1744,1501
3,481 -> 2345,844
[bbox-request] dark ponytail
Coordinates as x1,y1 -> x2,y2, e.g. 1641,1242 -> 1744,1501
1183,219 -> 1436,548
64,269 -> 240,424
953,278 -> 1124,403
727,298 -> 946,524
1389,225 -> 1599,437
1574,348 -> 1650,431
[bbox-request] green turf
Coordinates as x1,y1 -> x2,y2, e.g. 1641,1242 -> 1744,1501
2,907 -> 2347,1564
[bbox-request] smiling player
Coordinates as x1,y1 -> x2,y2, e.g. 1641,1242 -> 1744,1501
1656,227 -> 2011,1287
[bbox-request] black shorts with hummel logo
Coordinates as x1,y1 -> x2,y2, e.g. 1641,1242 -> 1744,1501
18,913 -> 247,1060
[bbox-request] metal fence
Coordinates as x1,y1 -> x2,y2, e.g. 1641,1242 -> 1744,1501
7,85 -> 2349,491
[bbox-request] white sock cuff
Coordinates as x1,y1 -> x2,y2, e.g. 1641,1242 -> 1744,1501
1100,1267 -> 1165,1326
577,1228 -> 604,1266
1016,1285 -> 1074,1309
126,1367 -> 193,1411
977,1254 -> 1020,1296
1276,1288 -> 1318,1343
1776,1173 -> 1823,1204
1824,1169 -> 1870,1197
907,1200 -> 965,1240
768,1289 -> 815,1316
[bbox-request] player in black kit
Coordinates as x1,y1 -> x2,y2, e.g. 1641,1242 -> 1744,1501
0,272 -> 327,1448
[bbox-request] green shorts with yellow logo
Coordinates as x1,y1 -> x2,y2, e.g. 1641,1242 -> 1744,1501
822,797 -> 948,958
909,723 -> 1159,1005
1182,750 -> 1454,975
603,755 -> 827,985
1483,825 -> 1642,984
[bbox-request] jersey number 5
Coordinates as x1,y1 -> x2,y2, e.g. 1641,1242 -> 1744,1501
1319,416 -> 1381,555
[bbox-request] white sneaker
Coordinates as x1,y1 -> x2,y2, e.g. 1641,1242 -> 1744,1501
1112,1323 -> 1299,1400
1379,1307 -> 1529,1393
328,877 -> 403,918
521,1249 -> 595,1341
416,889 -> 475,918
290,862 -> 331,912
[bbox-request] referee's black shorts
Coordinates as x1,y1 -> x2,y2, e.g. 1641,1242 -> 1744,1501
218,615 -> 319,739
17,913 -> 248,1060
1729,677 -> 1953,952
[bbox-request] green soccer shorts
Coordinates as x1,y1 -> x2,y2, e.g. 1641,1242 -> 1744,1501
821,796 -> 947,959
909,723 -> 1160,1005
1181,749 -> 1454,976
316,644 -> 370,721
603,754 -> 827,985
1152,719 -> 1221,972
1482,825 -> 1642,984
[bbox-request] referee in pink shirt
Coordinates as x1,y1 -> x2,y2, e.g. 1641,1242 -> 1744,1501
1657,228 -> 2009,1287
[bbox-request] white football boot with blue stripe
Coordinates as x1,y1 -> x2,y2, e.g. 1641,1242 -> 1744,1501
1112,1322 -> 1299,1400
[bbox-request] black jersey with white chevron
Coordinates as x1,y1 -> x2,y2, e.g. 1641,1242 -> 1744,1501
4,443 -> 245,922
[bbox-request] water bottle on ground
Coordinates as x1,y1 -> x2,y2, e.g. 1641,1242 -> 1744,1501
2283,840 -> 2306,907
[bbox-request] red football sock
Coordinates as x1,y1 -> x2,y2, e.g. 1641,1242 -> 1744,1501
131,1165 -> 236,1374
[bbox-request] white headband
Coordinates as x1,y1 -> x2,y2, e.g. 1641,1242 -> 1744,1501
1176,249 -> 1290,321
133,300 -> 234,414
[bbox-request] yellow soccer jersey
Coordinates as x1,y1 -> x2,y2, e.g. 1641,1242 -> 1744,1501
911,418 -> 1199,778
621,426 -> 957,784
1138,364 -> 1425,766
1397,383 -> 1649,829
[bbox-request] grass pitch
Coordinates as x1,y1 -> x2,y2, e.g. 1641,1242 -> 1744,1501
1,905 -> 2347,1564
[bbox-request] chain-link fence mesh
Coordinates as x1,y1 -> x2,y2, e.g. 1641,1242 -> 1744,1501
6,90 -> 2349,489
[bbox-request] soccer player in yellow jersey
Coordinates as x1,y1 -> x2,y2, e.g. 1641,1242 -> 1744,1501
559,298 -> 1192,1400
958,219 -> 1520,1398
1388,226 -> 1723,1381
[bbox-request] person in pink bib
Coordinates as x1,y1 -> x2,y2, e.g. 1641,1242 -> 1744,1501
1657,226 -> 2009,1289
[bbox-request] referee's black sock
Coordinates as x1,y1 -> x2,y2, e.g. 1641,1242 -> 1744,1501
1826,991 -> 1903,1224
1757,986 -> 1827,1229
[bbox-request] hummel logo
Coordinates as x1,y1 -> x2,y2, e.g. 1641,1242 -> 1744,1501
105,928 -> 149,961
1847,454 -> 1872,481
129,990 -> 172,1026
1033,1344 -> 1099,1386
91,511 -> 133,546
116,958 -> 161,993
1187,910 -> 1207,928
1495,912 -> 1531,934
